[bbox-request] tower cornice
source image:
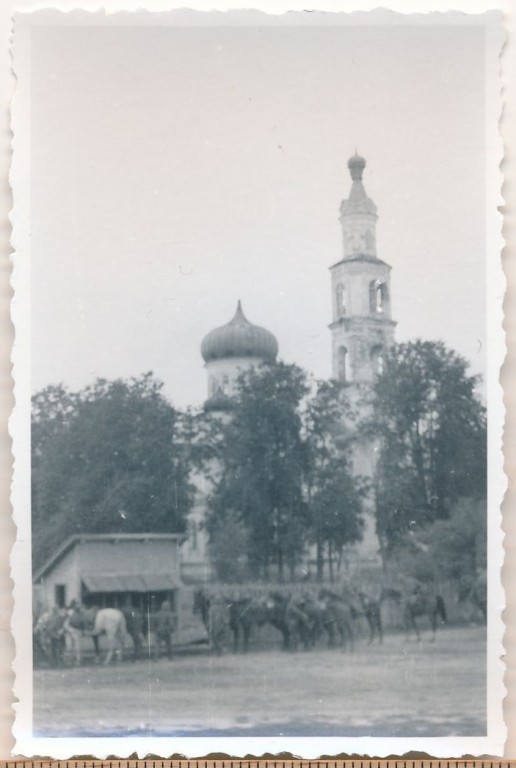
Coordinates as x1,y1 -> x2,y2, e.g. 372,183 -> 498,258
329,254 -> 391,271
329,315 -> 397,332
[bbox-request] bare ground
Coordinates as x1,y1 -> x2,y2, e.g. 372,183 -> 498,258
33,625 -> 486,737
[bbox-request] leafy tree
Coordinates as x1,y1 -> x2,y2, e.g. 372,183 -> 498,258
32,373 -> 194,569
206,362 -> 309,579
390,497 -> 486,587
364,340 -> 487,560
207,367 -> 366,581
208,509 -> 251,583
303,380 -> 366,580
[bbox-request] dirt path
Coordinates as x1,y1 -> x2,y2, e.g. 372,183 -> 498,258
33,625 -> 486,737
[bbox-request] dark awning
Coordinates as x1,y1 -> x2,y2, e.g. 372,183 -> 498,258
82,573 -> 180,593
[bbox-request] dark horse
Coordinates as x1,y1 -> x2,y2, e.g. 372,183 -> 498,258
228,596 -> 268,652
265,592 -> 314,651
382,584 -> 447,641
318,588 -> 355,650
356,591 -> 383,645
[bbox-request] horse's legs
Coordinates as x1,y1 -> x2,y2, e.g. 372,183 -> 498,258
430,608 -> 437,642
70,629 -> 81,665
404,607 -> 416,641
412,614 -> 421,643
243,624 -> 251,653
232,623 -> 239,653
347,619 -> 354,652
366,616 -> 373,646
92,633 -> 101,661
103,632 -> 119,665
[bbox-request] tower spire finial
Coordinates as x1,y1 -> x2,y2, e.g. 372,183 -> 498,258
348,151 -> 366,181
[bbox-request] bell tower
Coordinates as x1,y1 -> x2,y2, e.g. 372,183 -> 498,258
330,153 -> 396,386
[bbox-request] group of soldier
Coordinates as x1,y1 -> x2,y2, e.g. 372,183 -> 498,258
33,599 -> 177,667
194,587 -> 383,655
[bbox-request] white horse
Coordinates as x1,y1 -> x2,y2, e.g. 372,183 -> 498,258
91,607 -> 128,664
65,605 -> 127,665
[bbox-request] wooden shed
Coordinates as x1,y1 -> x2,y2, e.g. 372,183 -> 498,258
33,533 -> 187,616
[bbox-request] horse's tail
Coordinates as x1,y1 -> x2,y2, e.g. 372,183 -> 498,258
436,594 -> 447,624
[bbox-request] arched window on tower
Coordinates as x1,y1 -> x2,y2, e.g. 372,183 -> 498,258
369,280 -> 389,315
335,282 -> 346,317
337,346 -> 348,382
371,345 -> 385,376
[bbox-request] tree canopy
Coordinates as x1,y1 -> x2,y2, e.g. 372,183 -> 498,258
206,363 -> 365,580
32,373 -> 194,569
364,340 -> 487,558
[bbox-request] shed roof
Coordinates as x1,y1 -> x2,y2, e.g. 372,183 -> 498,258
82,572 -> 181,593
33,533 -> 186,583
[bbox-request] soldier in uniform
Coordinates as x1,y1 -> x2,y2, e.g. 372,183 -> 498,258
154,599 -> 175,660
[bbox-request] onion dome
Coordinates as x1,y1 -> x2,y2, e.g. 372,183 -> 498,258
201,301 -> 278,363
341,150 -> 377,218
348,151 -> 366,181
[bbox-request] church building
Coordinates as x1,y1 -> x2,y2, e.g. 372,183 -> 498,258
180,152 -> 396,582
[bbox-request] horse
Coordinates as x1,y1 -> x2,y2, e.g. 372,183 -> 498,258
265,591 -> 320,651
193,590 -> 230,655
66,604 -> 127,663
356,591 -> 383,645
382,584 -> 447,641
228,596 -> 268,653
296,593 -> 327,648
318,588 -> 355,651
263,592 -> 291,649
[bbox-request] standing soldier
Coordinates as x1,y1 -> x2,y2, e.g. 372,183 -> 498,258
46,606 -> 67,666
155,599 -> 175,660
209,594 -> 229,655
123,605 -> 144,661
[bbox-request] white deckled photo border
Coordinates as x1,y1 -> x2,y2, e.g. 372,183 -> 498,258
8,4 -> 507,758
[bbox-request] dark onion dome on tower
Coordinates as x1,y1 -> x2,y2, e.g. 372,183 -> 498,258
201,301 -> 279,363
341,150 -> 377,218
347,150 -> 366,181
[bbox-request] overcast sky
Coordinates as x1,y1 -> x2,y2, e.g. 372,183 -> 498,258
30,20 -> 487,409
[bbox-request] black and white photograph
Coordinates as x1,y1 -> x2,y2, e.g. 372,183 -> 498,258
9,6 -> 505,757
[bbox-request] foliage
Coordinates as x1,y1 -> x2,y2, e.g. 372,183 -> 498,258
390,497 -> 486,587
303,380 -> 366,579
364,340 -> 487,557
206,362 -> 309,578
32,374 -> 194,569
206,364 -> 366,580
208,509 -> 251,583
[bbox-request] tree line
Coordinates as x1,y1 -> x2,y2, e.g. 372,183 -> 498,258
31,340 -> 487,585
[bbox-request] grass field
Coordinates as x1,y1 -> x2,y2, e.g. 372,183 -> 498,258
33,625 -> 486,738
